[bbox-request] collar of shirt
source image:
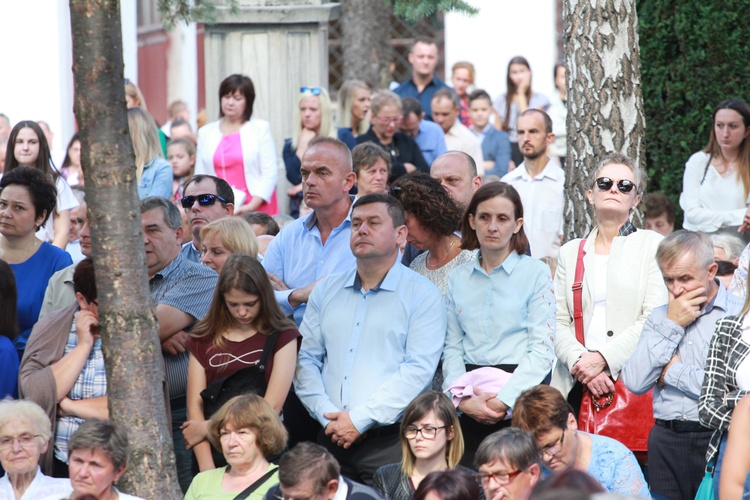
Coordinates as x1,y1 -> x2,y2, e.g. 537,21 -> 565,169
347,256 -> 402,293
332,476 -> 349,500
150,252 -> 185,283
618,220 -> 638,237
407,73 -> 445,91
303,196 -> 355,232
702,278 -> 731,315
473,250 -> 521,276
506,159 -> 562,182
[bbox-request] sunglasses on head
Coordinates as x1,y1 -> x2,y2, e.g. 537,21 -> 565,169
180,193 -> 228,209
300,87 -> 322,95
596,177 -> 635,194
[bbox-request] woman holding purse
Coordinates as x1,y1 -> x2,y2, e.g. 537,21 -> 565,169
551,153 -> 667,443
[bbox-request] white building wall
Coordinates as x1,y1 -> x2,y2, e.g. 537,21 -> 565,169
444,0 -> 558,105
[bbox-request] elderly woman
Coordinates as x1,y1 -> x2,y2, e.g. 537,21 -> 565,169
19,259 -> 105,477
67,420 -> 143,499
356,90 -> 428,182
185,394 -> 287,499
199,217 -> 259,273
1,167 -> 73,355
0,399 -> 72,499
390,172 -> 475,295
352,142 -> 391,197
552,154 -> 666,403
512,385 -> 649,496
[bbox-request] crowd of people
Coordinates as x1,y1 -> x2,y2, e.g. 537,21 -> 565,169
3,34 -> 750,500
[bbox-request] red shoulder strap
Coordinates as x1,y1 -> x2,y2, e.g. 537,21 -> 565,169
572,239 -> 587,347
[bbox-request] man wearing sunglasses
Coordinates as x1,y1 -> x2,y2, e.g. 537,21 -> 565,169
179,175 -> 235,263
475,428 -> 541,500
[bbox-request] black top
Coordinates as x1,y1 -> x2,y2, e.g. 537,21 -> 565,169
356,128 -> 429,183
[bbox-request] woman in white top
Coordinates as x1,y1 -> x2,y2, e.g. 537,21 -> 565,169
680,99 -> 750,235
196,74 -> 279,216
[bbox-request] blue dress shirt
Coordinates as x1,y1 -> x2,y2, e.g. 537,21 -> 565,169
442,251 -> 555,408
415,120 -> 447,167
394,75 -> 451,121
621,282 -> 743,421
295,259 -> 447,432
262,205 -> 357,325
474,125 -> 511,177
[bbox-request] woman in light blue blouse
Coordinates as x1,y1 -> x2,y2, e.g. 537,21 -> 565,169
442,182 -> 555,466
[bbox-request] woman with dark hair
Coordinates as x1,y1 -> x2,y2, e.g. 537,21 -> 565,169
0,260 -> 20,398
681,99 -> 750,236
373,391 -> 475,500
182,253 -> 300,472
0,167 -> 72,355
4,121 -> 78,248
413,468 -> 481,500
390,173 -> 475,295
493,57 -> 550,168
196,74 -> 279,215
442,182 -> 555,466
60,133 -> 83,187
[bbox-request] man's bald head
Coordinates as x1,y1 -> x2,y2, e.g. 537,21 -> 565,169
430,151 -> 482,211
305,136 -> 353,176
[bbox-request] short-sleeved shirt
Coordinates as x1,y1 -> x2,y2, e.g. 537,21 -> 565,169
187,328 -> 301,384
37,175 -> 79,243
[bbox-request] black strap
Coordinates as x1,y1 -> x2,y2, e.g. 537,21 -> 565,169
233,466 -> 279,500
700,154 -> 713,184
257,330 -> 281,372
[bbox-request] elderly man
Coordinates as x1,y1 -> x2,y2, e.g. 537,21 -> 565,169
295,194 -> 446,484
622,230 -> 742,500
264,442 -> 382,500
394,37 -> 450,121
140,196 -> 218,492
180,174 -> 235,262
475,428 -> 541,500
431,89 -> 484,173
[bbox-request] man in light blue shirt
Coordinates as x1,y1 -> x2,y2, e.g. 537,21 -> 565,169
400,97 -> 447,166
263,137 -> 357,326
295,193 -> 446,484
622,230 -> 742,500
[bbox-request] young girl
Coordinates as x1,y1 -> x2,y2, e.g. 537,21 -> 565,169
373,391 -> 470,500
167,137 -> 196,203
61,133 -> 83,187
4,120 -> 78,249
182,253 -> 300,472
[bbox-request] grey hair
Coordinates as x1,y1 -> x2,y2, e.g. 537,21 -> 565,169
657,230 -> 716,271
370,90 -> 403,118
140,196 -> 183,229
474,427 -> 541,471
587,153 -> 648,195
68,420 -> 130,471
710,233 -> 746,263
0,398 -> 52,441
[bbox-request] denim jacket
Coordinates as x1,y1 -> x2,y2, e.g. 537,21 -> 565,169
137,156 -> 173,199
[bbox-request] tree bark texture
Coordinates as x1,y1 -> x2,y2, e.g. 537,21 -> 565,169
69,1 -> 182,497
563,0 -> 646,240
341,0 -> 393,89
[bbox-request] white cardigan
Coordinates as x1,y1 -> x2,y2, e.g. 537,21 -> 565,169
551,227 -> 668,397
195,117 -> 278,203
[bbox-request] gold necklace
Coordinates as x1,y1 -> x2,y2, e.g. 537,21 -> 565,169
425,238 -> 458,270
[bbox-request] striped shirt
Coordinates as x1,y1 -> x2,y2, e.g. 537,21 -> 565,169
149,254 -> 218,400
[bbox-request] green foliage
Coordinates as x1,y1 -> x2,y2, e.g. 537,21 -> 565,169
158,0 -> 238,28
638,0 -> 750,227
389,0 -> 478,22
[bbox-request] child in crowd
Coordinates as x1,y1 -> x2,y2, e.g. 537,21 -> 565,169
469,90 -> 512,177
167,137 -> 195,204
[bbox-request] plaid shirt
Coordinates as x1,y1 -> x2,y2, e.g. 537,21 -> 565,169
698,314 -> 750,462
54,317 -> 106,463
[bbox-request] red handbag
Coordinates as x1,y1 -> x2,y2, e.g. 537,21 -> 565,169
572,239 -> 654,453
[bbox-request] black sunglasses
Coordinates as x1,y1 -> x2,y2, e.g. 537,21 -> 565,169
595,177 -> 635,194
300,86 -> 322,95
180,193 -> 228,209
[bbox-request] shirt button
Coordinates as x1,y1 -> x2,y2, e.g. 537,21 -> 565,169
606,330 -> 614,337
688,341 -> 693,345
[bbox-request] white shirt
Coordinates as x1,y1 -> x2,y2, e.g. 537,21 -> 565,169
586,254 -> 610,353
37,175 -> 80,244
501,158 -> 565,259
0,468 -> 72,500
445,121 -> 485,175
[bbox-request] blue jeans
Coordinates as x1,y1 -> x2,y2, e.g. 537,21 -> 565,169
171,405 -> 193,494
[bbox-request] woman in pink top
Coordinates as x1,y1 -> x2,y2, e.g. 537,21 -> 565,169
196,74 -> 279,215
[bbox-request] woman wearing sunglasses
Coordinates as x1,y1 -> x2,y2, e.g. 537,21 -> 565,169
551,154 -> 667,419
196,74 -> 279,216
681,99 -> 750,238
372,391 -> 478,500
283,86 -> 337,218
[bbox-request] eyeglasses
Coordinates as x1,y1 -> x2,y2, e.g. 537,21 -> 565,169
0,434 -> 41,450
476,468 -> 523,486
180,193 -> 228,209
595,177 -> 636,194
539,429 -> 565,458
300,87 -> 322,95
375,115 -> 403,125
403,425 -> 447,440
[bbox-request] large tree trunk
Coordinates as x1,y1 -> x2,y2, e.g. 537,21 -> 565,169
69,1 -> 181,497
341,0 -> 392,89
563,0 -> 646,239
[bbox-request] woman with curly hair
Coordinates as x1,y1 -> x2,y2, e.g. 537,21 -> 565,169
390,172 -> 475,296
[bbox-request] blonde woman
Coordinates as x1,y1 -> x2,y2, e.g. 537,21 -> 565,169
127,107 -> 173,199
337,80 -> 371,149
199,217 -> 260,274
